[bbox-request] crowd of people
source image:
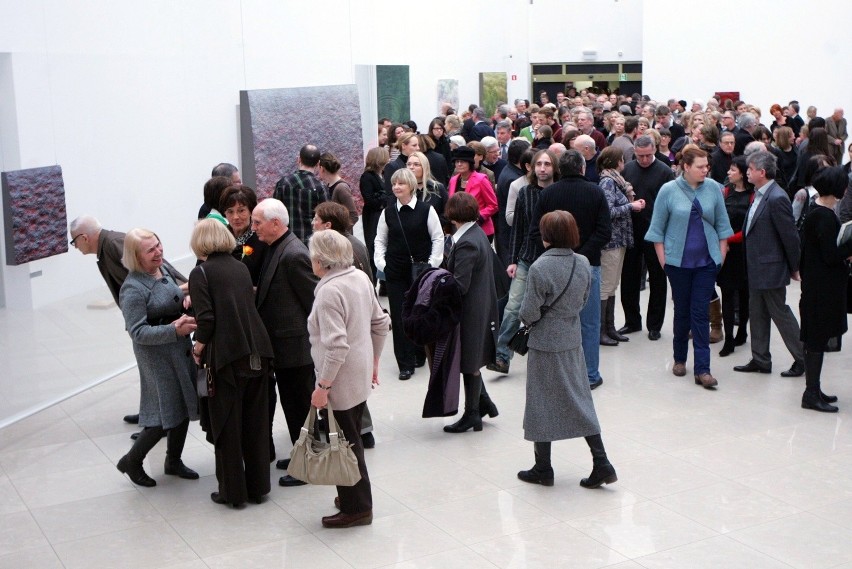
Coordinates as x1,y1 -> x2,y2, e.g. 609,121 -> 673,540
68,87 -> 851,527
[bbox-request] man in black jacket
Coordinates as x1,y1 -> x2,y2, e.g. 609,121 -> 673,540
528,150 -> 612,389
618,136 -> 675,340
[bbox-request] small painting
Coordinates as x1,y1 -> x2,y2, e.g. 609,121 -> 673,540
479,72 -> 508,115
2,165 -> 68,265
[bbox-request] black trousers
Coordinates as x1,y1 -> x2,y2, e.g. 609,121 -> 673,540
386,278 -> 417,371
720,286 -> 749,341
620,239 -> 667,332
208,372 -> 270,505
332,401 -> 372,514
362,210 -> 381,280
269,364 -> 314,454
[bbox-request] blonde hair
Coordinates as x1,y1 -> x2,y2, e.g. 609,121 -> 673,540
308,229 -> 353,271
191,218 -> 236,259
122,228 -> 160,272
390,168 -> 417,195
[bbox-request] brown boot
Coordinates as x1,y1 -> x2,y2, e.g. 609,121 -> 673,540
709,298 -> 723,344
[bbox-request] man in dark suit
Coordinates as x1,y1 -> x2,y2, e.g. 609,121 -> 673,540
251,198 -> 319,486
528,150 -> 612,389
734,151 -> 805,377
469,107 -> 496,142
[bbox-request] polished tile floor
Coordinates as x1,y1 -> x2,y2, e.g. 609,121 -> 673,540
1,286 -> 852,568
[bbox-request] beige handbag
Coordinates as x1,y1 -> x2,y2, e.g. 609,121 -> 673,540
287,404 -> 362,486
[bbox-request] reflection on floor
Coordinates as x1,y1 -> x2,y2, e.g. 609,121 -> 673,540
1,287 -> 851,568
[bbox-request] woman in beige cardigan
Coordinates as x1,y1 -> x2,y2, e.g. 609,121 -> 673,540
307,230 -> 391,529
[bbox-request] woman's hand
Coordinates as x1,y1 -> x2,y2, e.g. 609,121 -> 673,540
630,199 -> 646,212
311,386 -> 329,409
173,315 -> 197,336
372,358 -> 380,388
183,295 -> 192,310
192,341 -> 205,365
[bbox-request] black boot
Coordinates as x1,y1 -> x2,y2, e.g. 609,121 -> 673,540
164,419 -> 199,480
605,297 -> 629,342
801,350 -> 838,412
479,382 -> 499,419
444,374 -> 483,433
580,434 -> 617,488
719,339 -> 735,357
599,300 -> 618,346
517,442 -> 554,486
117,425 -> 164,487
734,329 -> 748,346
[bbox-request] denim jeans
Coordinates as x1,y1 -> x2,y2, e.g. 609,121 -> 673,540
495,261 -> 529,362
579,265 -> 601,382
665,263 -> 717,375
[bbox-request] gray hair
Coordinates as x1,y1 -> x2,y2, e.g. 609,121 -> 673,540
472,107 -> 487,120
69,215 -> 101,235
497,104 -> 510,116
255,198 -> 290,226
480,136 -> 498,150
634,135 -> 655,149
495,120 -> 512,132
449,135 -> 466,147
744,141 -> 768,157
211,162 -> 239,179
308,229 -> 353,272
746,150 -> 778,179
738,112 -> 757,130
558,149 -> 586,177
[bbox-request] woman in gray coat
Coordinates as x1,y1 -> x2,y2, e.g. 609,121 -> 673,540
116,228 -> 200,487
442,192 -> 500,433
517,211 -> 617,488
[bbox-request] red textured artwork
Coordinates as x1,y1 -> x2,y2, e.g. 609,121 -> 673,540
1,165 -> 68,265
240,85 -> 365,208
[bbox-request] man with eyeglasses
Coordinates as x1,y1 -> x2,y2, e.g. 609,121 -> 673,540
710,132 -> 736,184
618,135 -> 674,341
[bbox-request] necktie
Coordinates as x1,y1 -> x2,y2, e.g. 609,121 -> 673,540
501,144 -> 508,161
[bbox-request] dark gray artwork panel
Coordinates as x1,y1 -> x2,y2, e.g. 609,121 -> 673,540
240,85 -> 365,208
2,165 -> 68,265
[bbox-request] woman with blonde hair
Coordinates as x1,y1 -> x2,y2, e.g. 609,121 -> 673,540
116,229 -> 199,487
189,219 -> 274,507
407,150 -> 448,222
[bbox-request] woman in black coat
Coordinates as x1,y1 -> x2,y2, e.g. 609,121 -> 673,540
190,220 -> 275,507
359,147 -> 390,281
442,192 -> 499,433
717,157 -> 754,357
219,185 -> 267,286
798,167 -> 852,413
428,118 -> 453,169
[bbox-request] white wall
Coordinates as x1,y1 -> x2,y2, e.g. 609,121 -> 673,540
642,0 -> 852,123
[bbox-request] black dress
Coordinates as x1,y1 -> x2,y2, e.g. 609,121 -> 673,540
716,187 -> 753,289
799,205 -> 852,348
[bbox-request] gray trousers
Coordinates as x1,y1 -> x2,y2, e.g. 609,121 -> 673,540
748,286 -> 804,367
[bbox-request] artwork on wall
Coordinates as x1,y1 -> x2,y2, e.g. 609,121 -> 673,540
239,84 -> 365,209
1,166 -> 68,265
377,65 -> 410,123
437,79 -> 459,115
479,72 -> 508,116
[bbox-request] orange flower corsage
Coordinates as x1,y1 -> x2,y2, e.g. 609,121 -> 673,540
242,245 -> 254,258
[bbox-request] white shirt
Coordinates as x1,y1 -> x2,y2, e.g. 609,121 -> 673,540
745,180 -> 772,234
451,221 -> 476,243
373,195 -> 445,273
506,175 -> 530,226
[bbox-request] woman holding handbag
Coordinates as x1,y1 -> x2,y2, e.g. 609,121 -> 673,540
307,230 -> 391,528
517,211 -> 616,489
374,168 -> 444,380
189,219 -> 274,507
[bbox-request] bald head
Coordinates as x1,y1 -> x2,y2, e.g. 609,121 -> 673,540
69,215 -> 103,255
549,143 -> 567,157
572,134 -> 597,159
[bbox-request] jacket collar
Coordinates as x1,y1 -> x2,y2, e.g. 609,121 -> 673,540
315,266 -> 355,294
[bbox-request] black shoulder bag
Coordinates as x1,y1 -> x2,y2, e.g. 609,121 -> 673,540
508,258 -> 577,356
394,203 -> 431,281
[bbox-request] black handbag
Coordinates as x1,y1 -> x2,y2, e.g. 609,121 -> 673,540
394,204 -> 432,281
508,258 -> 577,356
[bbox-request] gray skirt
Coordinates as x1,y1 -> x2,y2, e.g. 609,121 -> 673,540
523,346 -> 601,442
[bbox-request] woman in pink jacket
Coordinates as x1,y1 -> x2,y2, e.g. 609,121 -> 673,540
448,146 -> 499,240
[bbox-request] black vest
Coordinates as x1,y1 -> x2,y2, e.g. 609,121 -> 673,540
385,200 -> 432,282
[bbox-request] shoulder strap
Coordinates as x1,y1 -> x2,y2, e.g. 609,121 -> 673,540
532,257 -> 577,326
392,205 -> 415,262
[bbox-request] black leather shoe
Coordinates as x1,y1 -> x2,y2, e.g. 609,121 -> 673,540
116,456 -> 156,487
822,391 -> 839,404
123,414 -> 139,424
130,431 -> 140,440
589,378 -> 603,390
486,359 -> 509,374
361,432 -> 375,449
517,467 -> 554,486
398,370 -> 413,380
164,459 -> 199,480
647,330 -> 661,341
580,463 -> 618,489
719,341 -> 735,357
802,391 -> 839,413
780,361 -> 805,377
733,361 -> 771,374
617,325 -> 641,335
279,474 -> 307,487
211,492 -> 244,508
415,357 -> 426,368
443,411 -> 482,433
276,458 -> 291,471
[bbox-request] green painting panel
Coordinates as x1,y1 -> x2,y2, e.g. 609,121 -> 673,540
377,65 -> 410,123
479,72 -> 508,115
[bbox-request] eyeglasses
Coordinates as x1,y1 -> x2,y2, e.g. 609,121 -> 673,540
70,234 -> 86,247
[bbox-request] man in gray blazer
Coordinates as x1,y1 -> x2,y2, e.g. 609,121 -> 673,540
734,151 -> 805,377
252,198 -> 318,487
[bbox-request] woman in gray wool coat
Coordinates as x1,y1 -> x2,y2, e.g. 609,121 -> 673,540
517,211 -> 617,488
116,228 -> 200,488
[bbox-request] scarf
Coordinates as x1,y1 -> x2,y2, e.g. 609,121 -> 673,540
600,168 -> 635,201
